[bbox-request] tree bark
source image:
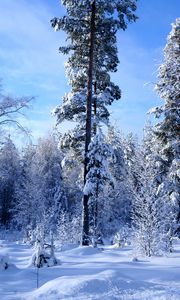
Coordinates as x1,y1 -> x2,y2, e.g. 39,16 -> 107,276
82,1 -> 96,246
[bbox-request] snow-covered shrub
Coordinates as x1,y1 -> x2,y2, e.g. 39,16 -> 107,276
113,226 -> 131,248
30,227 -> 60,268
0,250 -> 9,270
31,238 -> 60,268
113,233 -> 121,248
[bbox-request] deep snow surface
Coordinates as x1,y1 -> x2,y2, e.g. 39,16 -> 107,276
0,239 -> 180,299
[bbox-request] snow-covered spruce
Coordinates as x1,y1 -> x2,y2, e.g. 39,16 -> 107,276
83,129 -> 113,246
151,18 -> 180,235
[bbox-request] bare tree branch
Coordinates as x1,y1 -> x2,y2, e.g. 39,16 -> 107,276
0,82 -> 34,137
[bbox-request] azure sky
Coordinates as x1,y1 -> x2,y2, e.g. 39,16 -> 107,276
0,0 -> 179,143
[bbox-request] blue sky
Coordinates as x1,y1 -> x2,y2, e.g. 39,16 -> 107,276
0,0 -> 179,143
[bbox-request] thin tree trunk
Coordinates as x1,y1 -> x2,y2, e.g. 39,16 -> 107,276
93,81 -> 98,247
93,81 -> 97,135
93,180 -> 99,248
82,1 -> 96,246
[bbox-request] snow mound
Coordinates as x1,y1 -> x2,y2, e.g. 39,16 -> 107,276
24,270 -> 116,300
64,246 -> 103,256
22,268 -> 180,300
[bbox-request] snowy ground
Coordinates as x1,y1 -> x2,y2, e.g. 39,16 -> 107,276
0,239 -> 180,300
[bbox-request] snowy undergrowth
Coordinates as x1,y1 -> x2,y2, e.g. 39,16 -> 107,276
0,240 -> 180,300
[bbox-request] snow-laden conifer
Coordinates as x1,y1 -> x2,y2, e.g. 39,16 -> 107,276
152,18 -> 180,234
51,0 -> 138,245
83,129 -> 113,246
52,1 -> 138,143
52,0 -> 138,245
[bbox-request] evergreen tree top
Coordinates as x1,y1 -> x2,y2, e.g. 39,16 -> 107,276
51,0 -> 138,157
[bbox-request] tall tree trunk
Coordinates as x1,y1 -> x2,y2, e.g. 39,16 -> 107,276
93,81 -> 98,247
82,1 -> 96,246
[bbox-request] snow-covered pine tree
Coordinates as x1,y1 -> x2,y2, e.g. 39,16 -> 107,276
83,129 -> 113,246
51,0 -> 138,245
102,127 -> 132,238
151,18 -> 180,235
